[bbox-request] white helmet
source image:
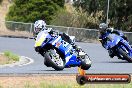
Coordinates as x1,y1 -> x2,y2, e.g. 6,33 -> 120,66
34,20 -> 46,33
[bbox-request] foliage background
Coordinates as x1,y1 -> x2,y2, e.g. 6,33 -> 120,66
73,0 -> 132,31
6,0 -> 132,31
6,0 -> 65,24
0,0 -> 2,4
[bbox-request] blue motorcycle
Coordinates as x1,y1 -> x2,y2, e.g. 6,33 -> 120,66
34,31 -> 91,70
99,31 -> 132,62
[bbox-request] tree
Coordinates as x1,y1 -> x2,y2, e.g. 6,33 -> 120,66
52,0 -> 65,8
73,0 -> 132,31
51,8 -> 103,28
74,0 -> 100,14
6,0 -> 64,24
108,0 -> 132,31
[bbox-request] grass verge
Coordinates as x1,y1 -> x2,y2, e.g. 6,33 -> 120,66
0,51 -> 19,65
4,51 -> 19,61
0,76 -> 131,88
19,82 -> 132,88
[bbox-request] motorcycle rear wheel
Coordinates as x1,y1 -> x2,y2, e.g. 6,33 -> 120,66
118,48 -> 132,63
80,55 -> 91,70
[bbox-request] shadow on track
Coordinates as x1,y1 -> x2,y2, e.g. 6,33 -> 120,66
33,69 -> 67,72
101,61 -> 129,63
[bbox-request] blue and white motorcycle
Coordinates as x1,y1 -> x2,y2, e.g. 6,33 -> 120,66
34,31 -> 91,70
99,31 -> 132,62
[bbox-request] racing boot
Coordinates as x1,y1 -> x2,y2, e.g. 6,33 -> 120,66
72,44 -> 80,52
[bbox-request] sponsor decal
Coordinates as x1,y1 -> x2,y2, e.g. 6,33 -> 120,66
56,42 -> 61,48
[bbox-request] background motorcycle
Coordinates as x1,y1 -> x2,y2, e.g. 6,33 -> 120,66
34,31 -> 91,70
99,32 -> 132,62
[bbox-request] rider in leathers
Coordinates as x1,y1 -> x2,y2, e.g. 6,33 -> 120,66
99,23 -> 128,58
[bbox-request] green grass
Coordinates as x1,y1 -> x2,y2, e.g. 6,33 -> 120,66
39,82 -> 72,88
4,51 -> 19,61
24,82 -> 36,88
22,81 -> 132,88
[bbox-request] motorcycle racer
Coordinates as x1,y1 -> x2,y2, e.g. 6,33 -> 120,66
98,23 -> 128,58
34,20 -> 91,70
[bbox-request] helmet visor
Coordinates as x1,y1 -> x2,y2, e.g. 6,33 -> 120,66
35,28 -> 41,33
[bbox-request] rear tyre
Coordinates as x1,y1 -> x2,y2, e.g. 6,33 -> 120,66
44,49 -> 65,70
81,55 -> 91,70
118,48 -> 132,63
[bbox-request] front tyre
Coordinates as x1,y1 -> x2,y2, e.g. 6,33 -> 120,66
44,59 -> 51,67
44,49 -> 65,70
118,48 -> 132,63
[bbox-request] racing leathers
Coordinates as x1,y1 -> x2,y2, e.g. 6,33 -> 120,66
34,28 -> 79,52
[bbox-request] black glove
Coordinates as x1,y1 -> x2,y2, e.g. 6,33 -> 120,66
48,30 -> 54,35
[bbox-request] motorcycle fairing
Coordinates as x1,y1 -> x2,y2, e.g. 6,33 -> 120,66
35,31 -> 52,47
105,34 -> 121,49
34,31 -> 84,68
102,32 -> 132,59
48,35 -> 81,67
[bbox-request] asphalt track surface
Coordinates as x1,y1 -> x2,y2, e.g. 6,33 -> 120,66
0,37 -> 132,74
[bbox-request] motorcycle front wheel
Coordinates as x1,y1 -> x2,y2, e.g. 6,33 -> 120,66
44,49 -> 65,70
